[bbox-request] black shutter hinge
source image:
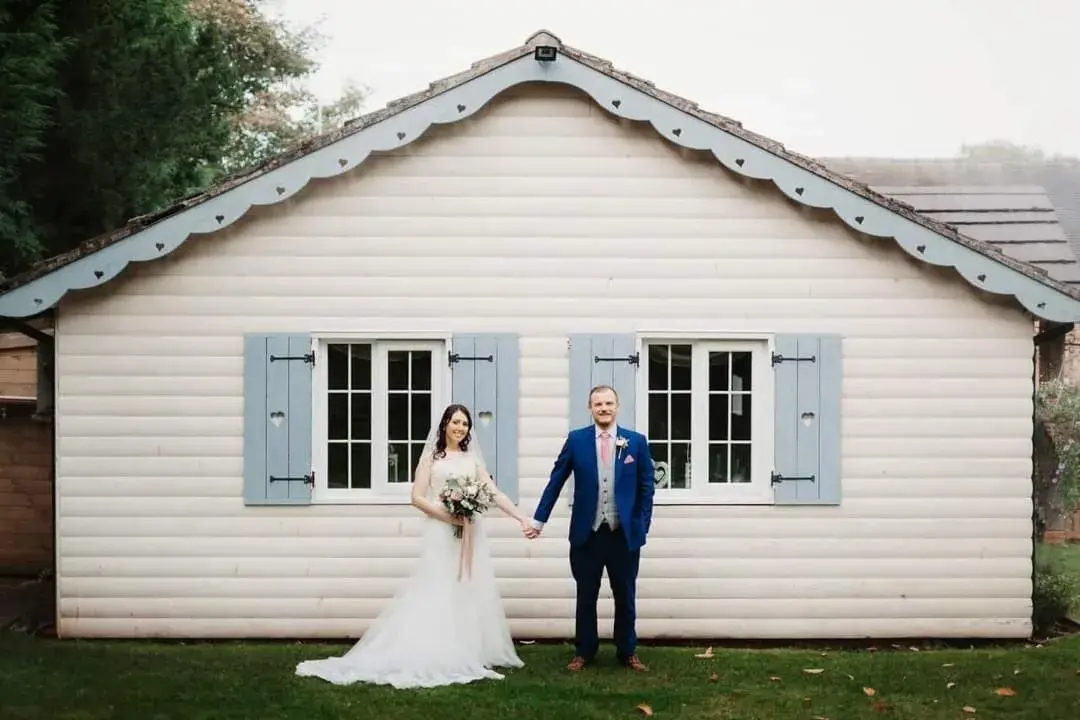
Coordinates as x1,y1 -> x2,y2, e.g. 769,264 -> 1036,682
269,471 -> 315,487
448,352 -> 494,366
270,351 -> 315,365
594,353 -> 639,366
771,352 -> 815,367
770,471 -> 816,485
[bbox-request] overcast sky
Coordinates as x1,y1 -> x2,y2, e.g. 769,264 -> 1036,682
269,0 -> 1077,159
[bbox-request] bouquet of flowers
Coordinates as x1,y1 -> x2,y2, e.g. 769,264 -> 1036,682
438,474 -> 495,539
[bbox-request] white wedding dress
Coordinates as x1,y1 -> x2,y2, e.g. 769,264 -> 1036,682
295,451 -> 523,688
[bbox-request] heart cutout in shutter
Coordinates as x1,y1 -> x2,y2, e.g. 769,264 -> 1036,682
269,410 -> 286,427
800,411 -> 815,427
477,410 -> 494,426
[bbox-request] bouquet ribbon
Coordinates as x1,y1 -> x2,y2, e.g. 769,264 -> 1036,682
457,518 -> 474,582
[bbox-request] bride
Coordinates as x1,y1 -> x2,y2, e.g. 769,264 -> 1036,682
295,403 -> 532,688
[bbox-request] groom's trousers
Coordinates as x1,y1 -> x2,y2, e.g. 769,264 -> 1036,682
569,522 -> 640,661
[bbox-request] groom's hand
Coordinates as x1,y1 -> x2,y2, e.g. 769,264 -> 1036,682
519,519 -> 540,539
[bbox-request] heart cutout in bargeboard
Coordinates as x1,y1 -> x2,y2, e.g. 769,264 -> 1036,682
477,410 -> 493,426
269,410 -> 286,427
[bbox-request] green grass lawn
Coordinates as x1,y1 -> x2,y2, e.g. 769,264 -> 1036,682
2,633 -> 1079,719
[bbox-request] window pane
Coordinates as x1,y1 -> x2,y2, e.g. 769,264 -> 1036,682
669,345 -> 692,391
731,352 -> 752,390
411,351 -> 432,391
388,393 -> 408,441
731,394 -> 752,441
350,344 -> 371,391
648,393 -> 668,439
708,393 -> 729,440
328,442 -> 348,488
387,442 -> 410,483
731,443 -> 752,483
670,442 -> 691,489
388,351 -> 409,390
351,392 -> 371,441
651,443 -> 670,489
350,442 -> 371,489
709,351 -> 730,392
708,443 -> 728,483
410,442 -> 425,482
328,344 -> 349,390
670,392 -> 691,440
648,345 -> 668,391
411,393 -> 431,440
328,393 -> 348,440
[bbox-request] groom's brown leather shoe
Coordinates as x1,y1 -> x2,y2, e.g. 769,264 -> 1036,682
567,655 -> 588,671
622,655 -> 648,672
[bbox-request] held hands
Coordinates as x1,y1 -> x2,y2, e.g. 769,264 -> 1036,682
518,518 -> 540,539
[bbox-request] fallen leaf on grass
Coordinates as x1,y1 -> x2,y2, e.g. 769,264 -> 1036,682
803,668 -> 825,674
946,682 -> 957,689
962,706 -> 976,714
863,687 -> 877,696
694,646 -> 714,658
1013,669 -> 1022,675
941,663 -> 955,668
994,687 -> 1016,696
708,673 -> 718,681
769,675 -> 782,682
811,716 -> 831,720
636,703 -> 654,716
847,674 -> 856,681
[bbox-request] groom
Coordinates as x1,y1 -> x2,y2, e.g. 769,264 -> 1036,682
526,385 -> 655,672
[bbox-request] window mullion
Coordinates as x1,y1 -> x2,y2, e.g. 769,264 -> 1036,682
372,343 -> 388,494
691,344 -> 707,494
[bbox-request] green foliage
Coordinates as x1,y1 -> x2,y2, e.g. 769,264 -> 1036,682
0,0 -> 359,279
0,1 -> 69,272
1032,558 -> 1079,636
1034,379 -> 1080,531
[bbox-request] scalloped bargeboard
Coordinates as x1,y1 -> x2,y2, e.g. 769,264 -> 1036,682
2,30 -> 1080,322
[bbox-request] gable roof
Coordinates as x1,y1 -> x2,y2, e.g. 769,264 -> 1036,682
3,30 -> 1080,322
824,157 -> 1080,271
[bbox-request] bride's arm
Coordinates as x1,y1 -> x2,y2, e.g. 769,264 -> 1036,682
410,455 -> 464,526
478,464 -> 530,525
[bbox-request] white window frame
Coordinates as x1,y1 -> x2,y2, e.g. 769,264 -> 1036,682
311,333 -> 451,505
636,334 -> 774,505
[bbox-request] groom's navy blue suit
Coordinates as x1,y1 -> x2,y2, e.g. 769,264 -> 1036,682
533,424 -> 655,662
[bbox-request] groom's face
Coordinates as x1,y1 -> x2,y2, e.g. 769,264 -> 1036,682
589,388 -> 619,428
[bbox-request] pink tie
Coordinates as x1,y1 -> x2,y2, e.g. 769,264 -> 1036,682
600,431 -> 612,464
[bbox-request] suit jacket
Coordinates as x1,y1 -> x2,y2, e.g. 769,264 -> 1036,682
534,425 -> 655,550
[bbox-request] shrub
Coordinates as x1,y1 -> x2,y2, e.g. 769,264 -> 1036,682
1032,560 -> 1078,637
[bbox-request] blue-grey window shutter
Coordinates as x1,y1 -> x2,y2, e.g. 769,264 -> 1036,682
567,334 -> 639,506
772,334 -> 842,505
568,334 -> 638,430
243,333 -> 314,505
450,334 -> 520,503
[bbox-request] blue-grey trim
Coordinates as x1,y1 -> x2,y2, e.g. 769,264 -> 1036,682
3,41 -> 1079,321
772,334 -> 842,506
567,333 -> 639,507
243,333 -> 313,506
451,333 -> 520,503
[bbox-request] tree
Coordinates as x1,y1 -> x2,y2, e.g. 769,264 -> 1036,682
0,0 -> 362,279
959,139 -> 1078,163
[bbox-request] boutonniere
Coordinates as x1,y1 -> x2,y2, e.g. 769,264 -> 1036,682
615,435 -> 629,457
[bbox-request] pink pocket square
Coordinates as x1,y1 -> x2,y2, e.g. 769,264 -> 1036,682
623,454 -> 635,464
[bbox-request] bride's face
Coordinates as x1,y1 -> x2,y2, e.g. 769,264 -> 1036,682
445,411 -> 470,447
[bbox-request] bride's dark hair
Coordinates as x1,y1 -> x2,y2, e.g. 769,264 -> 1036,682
434,404 -> 472,459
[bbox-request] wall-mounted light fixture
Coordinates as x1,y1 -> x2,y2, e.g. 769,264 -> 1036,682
534,45 -> 558,62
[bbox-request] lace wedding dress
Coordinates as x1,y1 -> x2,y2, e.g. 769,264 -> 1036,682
295,451 -> 523,688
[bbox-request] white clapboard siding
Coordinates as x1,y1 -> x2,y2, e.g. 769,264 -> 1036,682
54,84 -> 1035,639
